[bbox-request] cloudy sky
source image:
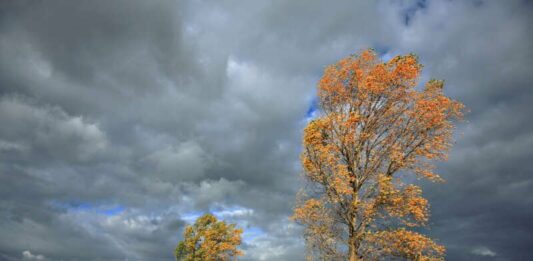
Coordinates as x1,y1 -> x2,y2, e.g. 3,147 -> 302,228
0,0 -> 531,260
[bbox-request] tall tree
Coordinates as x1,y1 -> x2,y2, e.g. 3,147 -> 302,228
292,49 -> 463,261
175,213 -> 243,261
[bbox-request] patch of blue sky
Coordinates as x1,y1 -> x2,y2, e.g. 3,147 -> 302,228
99,206 -> 125,216
373,44 -> 395,61
242,226 -> 265,243
180,210 -> 203,224
305,97 -> 318,121
373,44 -> 390,57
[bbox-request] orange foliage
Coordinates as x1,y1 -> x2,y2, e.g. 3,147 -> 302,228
292,49 -> 463,260
365,229 -> 446,260
175,214 -> 243,261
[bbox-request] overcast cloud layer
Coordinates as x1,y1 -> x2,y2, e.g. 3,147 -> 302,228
0,0 -> 532,260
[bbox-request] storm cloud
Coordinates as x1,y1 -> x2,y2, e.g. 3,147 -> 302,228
0,0 -> 532,260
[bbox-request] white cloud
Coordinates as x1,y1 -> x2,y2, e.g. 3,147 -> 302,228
0,96 -> 107,162
22,250 -> 45,260
213,206 -> 253,219
471,246 -> 497,257
185,178 -> 245,209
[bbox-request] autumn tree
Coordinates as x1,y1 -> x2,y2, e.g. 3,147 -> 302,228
175,213 -> 243,261
292,49 -> 463,261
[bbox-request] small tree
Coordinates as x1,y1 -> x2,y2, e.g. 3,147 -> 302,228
292,49 -> 463,260
175,213 -> 243,261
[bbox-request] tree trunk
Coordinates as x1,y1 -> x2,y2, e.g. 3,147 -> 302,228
348,194 -> 361,261
348,228 -> 360,261
348,240 -> 360,261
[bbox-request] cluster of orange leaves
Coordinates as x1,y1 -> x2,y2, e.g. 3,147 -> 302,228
292,49 -> 463,260
175,214 -> 243,261
365,229 -> 446,260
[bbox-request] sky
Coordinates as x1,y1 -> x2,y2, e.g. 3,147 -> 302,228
0,0 -> 532,260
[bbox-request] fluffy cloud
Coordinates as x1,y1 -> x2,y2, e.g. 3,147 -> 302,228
21,251 -> 45,261
0,96 -> 107,163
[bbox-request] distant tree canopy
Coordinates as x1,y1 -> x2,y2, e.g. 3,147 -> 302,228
175,213 -> 243,261
292,49 -> 464,261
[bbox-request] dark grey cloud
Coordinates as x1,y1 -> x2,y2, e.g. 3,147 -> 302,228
0,0 -> 531,260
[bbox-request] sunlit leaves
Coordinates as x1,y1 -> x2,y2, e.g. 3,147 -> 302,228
365,229 -> 446,260
175,214 -> 243,261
